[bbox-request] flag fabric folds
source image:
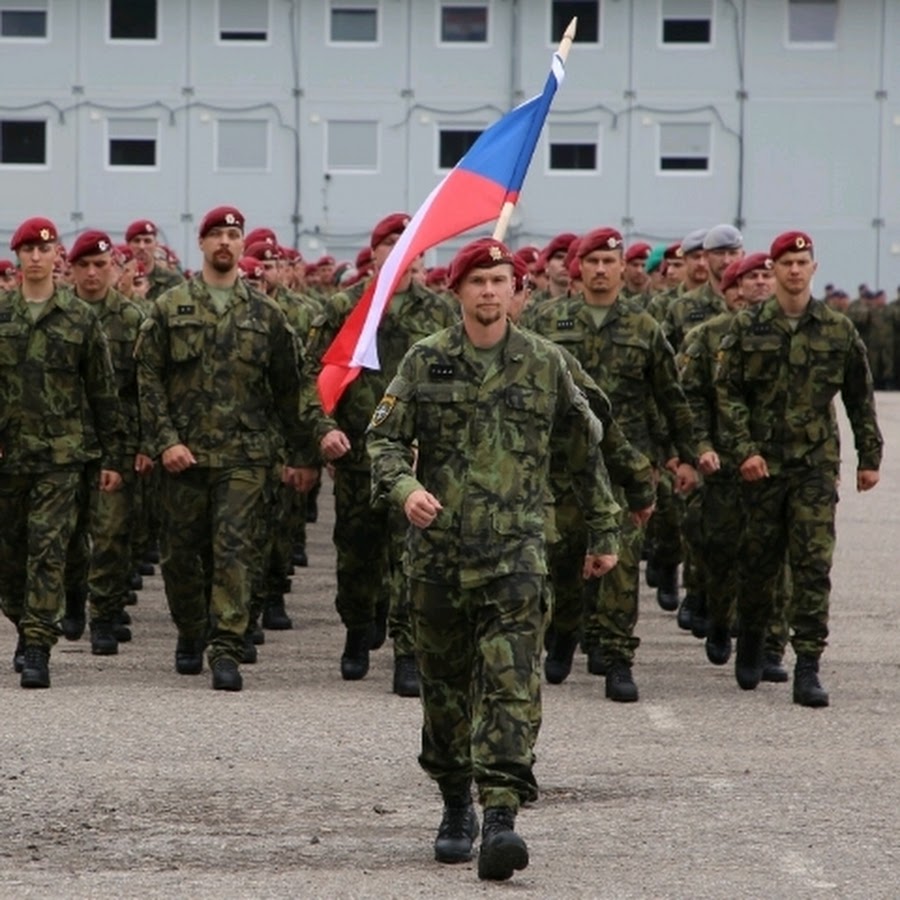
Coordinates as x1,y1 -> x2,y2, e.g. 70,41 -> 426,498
317,53 -> 567,415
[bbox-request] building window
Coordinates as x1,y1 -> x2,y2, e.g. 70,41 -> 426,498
0,119 -> 46,165
0,1 -> 47,38
109,0 -> 156,40
788,0 -> 838,44
107,118 -> 157,168
659,123 -> 710,172
216,120 -> 269,170
548,123 -> 599,172
438,128 -> 482,169
551,1 -> 599,44
329,1 -> 378,43
440,4 -> 488,43
661,0 -> 712,45
326,121 -> 378,171
219,0 -> 268,42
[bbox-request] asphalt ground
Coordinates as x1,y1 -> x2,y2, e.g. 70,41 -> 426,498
0,394 -> 898,899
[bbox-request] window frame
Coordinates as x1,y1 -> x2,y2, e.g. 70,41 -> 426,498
106,0 -> 159,45
216,0 -> 271,45
785,0 -> 839,49
214,119 -> 272,173
549,0 -> 601,48
656,121 -> 713,176
545,122 -> 602,176
0,117 -> 49,168
437,1 -> 491,47
327,0 -> 381,46
658,0 -> 714,49
0,2 -> 49,42
325,119 -> 380,174
105,117 -> 160,172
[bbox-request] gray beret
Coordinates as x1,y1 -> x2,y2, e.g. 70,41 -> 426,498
680,228 -> 708,255
702,223 -> 743,251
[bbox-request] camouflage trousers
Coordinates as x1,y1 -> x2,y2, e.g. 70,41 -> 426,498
250,467 -> 294,624
159,466 -> 266,664
410,574 -> 546,810
131,465 -> 161,567
0,468 -> 85,648
645,469 -> 683,568
738,465 -> 837,658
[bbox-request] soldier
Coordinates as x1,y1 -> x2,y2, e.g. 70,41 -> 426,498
0,258 -> 17,293
124,219 -> 184,304
135,205 -> 315,692
715,231 -> 882,707
621,241 -> 652,302
63,230 -> 150,655
0,217 -> 125,688
523,232 -> 577,312
367,238 -> 620,881
530,227 -> 698,701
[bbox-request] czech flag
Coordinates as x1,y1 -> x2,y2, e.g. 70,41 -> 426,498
317,51 -> 567,415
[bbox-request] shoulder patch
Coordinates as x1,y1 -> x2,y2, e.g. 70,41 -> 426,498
370,395 -> 396,428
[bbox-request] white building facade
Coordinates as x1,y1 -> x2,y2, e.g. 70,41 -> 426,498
1,0 -> 898,292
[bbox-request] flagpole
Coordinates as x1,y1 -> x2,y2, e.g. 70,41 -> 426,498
492,16 -> 578,242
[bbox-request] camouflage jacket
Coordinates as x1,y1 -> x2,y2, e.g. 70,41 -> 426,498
366,322 -> 621,588
644,284 -> 684,325
306,278 -> 459,469
529,293 -> 697,464
146,264 -> 184,303
714,297 -> 883,473
0,287 -> 125,473
663,282 -> 727,352
135,275 -> 314,467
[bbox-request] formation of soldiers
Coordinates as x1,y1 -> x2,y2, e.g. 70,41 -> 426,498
0,208 -> 882,882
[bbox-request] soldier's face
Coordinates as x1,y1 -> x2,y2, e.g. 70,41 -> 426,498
625,257 -> 650,292
456,264 -> 513,327
705,247 -> 744,282
0,270 -> 18,290
262,260 -> 281,289
16,242 -> 56,284
129,233 -> 157,268
546,252 -> 570,288
200,227 -> 243,274
580,249 -> 624,298
773,251 -> 816,296
665,258 -> 686,286
372,233 -> 400,270
740,268 -> 775,304
71,252 -> 114,300
684,250 -> 709,285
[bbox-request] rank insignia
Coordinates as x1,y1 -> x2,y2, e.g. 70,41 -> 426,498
556,318 -> 575,330
370,395 -> 396,427
750,323 -> 773,335
688,310 -> 706,321
177,305 -> 195,315
429,363 -> 455,380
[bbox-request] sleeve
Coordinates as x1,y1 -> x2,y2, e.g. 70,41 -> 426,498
302,294 -> 351,443
83,314 -> 127,472
713,321 -> 757,465
841,327 -> 884,471
134,310 -> 182,459
679,331 -> 716,457
649,324 -> 697,465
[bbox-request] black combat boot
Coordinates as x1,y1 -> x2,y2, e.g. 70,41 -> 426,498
128,571 -> 143,591
60,587 -> 87,641
586,645 -> 608,676
20,645 -> 50,689
292,545 -> 308,568
762,652 -> 788,683
392,655 -> 419,697
175,636 -> 205,675
690,593 -> 708,639
12,629 -> 26,674
371,599 -> 389,650
734,627 -> 764,690
793,655 -> 829,707
211,658 -> 243,691
241,630 -> 258,664
544,630 -> 578,684
137,561 -> 155,576
605,660 -> 639,702
477,807 -> 529,881
644,557 -> 660,588
262,595 -> 293,630
340,626 -> 372,680
656,564 -> 679,611
705,623 -> 732,666
124,590 -> 138,606
434,792 -> 479,863
113,609 -> 132,643
90,620 -> 119,656
677,592 -> 699,631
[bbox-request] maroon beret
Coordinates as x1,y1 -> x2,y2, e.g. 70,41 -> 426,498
568,255 -> 582,280
198,206 -> 245,238
448,238 -> 514,289
512,257 -> 529,292
305,263 -> 319,276
770,231 -> 813,261
577,227 -> 624,259
624,241 -> 652,263
370,212 -> 410,249
719,260 -> 744,293
238,256 -> 264,280
68,230 -> 114,264
425,265 -> 448,287
543,232 -> 579,260
125,219 -> 157,242
115,244 -> 134,263
10,217 -> 58,252
513,245 -> 540,265
355,246 -> 374,270
664,242 -> 684,260
316,255 -> 335,268
244,227 -> 277,247
734,251 -> 773,281
281,246 -> 301,261
245,241 -> 281,261
0,259 -> 16,275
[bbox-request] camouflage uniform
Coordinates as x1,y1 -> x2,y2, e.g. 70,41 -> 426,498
136,275 -> 312,666
367,322 -> 620,810
530,294 -> 696,667
715,297 -> 882,659
0,287 -> 124,649
306,279 -> 458,659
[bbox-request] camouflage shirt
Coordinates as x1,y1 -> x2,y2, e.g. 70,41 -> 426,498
145,264 -> 184,303
714,297 -> 883,473
0,287 -> 125,473
366,322 -> 621,588
135,274 -> 313,467
662,282 -> 727,352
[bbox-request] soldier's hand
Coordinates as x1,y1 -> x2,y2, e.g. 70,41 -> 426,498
698,450 -> 720,476
285,465 -> 320,494
404,489 -> 443,528
99,469 -> 123,493
134,453 -> 154,476
674,462 -> 699,494
583,553 -> 618,578
320,429 -> 351,461
857,469 -> 879,492
161,443 -> 197,474
664,456 -> 679,475
630,504 -> 655,527
740,454 -> 769,482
